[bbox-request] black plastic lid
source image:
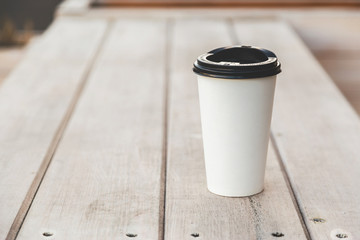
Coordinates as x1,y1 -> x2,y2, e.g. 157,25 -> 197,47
193,45 -> 281,79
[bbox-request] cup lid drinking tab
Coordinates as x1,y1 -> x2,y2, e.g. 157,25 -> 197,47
193,45 -> 281,79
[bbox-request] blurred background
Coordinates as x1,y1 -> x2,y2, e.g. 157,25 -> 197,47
1,0 -> 359,113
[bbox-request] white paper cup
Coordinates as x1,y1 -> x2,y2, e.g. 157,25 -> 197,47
193,46 -> 281,197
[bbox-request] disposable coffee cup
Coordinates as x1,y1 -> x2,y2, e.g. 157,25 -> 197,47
193,46 -> 281,197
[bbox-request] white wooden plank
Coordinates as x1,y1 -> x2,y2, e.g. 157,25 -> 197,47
94,0 -> 360,6
290,15 -> 360,53
234,20 -> 360,239
289,15 -> 360,115
0,47 -> 25,85
56,0 -> 92,16
82,8 -> 360,20
0,18 -> 107,240
165,19 -> 307,240
16,19 -> 166,240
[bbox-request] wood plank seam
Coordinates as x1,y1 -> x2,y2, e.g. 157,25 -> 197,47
229,17 -> 312,239
6,20 -> 114,240
164,18 -> 307,239
159,18 -> 174,240
270,133 -> 312,240
15,19 -> 167,239
232,20 -> 360,238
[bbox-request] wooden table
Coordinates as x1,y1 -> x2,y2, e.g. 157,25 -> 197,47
1,6 -> 360,240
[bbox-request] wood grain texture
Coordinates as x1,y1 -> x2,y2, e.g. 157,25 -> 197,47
164,19 -> 307,240
16,19 -> 166,240
234,20 -> 360,239
0,18 -> 107,240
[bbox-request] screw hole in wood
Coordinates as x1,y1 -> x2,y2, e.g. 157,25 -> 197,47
311,218 -> 326,223
272,232 -> 284,237
191,233 -> 200,238
126,233 -> 137,238
42,232 -> 53,237
336,233 -> 348,238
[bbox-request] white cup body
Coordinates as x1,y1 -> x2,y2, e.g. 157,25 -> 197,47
197,75 -> 276,197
